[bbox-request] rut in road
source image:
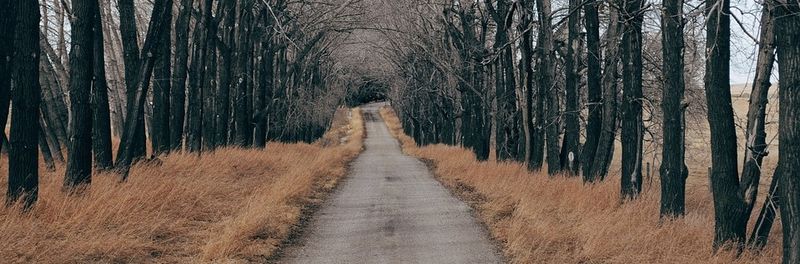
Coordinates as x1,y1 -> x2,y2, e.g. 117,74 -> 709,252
278,103 -> 504,264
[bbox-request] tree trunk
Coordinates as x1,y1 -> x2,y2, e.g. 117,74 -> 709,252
114,0 -> 172,175
65,0 -> 97,189
92,0 -> 114,170
520,0 -> 541,170
233,0 -> 254,147
170,0 -> 192,151
749,166 -> 780,249
659,0 -> 687,217
254,31 -> 273,148
0,0 -> 15,152
738,0 -> 776,226
152,1 -> 172,155
562,0 -> 582,175
705,0 -> 747,250
39,119 -> 56,172
775,1 -> 800,262
536,0 -> 561,175
581,0 -> 602,181
620,0 -> 645,198
118,0 -> 146,160
202,22 -> 217,150
186,0 -> 213,152
8,0 -> 40,209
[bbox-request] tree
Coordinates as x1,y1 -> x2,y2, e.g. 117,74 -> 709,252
152,0 -> 173,155
659,0 -> 688,217
562,0 -> 582,174
92,0 -> 114,170
536,0 -> 561,175
115,0 -> 173,175
580,0 -> 603,181
65,0 -> 98,189
0,0 -> 15,153
7,0 -> 40,208
620,0 -> 645,198
487,0 -> 520,161
705,0 -> 751,250
117,0 -> 146,160
774,0 -> 800,262
187,0 -> 214,152
171,0 -> 193,151
744,0 -> 778,249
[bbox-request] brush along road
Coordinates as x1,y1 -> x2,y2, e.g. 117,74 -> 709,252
279,103 -> 503,264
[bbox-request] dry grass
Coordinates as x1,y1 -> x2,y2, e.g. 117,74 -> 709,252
0,108 -> 364,263
379,106 -> 781,264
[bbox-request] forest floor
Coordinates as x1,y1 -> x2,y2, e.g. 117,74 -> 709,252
0,108 -> 363,263
277,103 -> 503,263
380,106 -> 782,264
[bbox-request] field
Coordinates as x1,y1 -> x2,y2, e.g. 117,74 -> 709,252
380,106 -> 782,263
0,108 -> 364,263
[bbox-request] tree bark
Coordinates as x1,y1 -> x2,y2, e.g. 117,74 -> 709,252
170,0 -> 192,151
562,0 -> 582,175
152,0 -> 172,155
0,0 -> 15,152
738,0 -> 776,226
233,0 -> 254,147
8,0 -> 40,209
581,0 -> 603,181
775,1 -> 800,262
620,0 -> 645,198
186,0 -> 213,152
65,0 -> 97,189
118,0 -> 146,160
91,0 -> 113,170
659,0 -> 688,217
536,0 -> 561,175
114,0 -> 172,175
705,0 -> 747,250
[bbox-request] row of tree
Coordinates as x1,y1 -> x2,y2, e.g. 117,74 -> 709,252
2,0 -> 363,207
382,0 -> 799,261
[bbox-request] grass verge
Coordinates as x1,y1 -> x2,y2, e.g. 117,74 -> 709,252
0,107 -> 364,263
379,106 -> 780,264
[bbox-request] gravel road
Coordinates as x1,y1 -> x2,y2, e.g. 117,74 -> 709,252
278,103 -> 504,264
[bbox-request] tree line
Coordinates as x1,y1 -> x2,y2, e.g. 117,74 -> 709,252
1,0 -> 363,208
381,0 -> 799,262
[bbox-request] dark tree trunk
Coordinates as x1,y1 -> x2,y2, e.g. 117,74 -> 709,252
581,0 -> 602,181
0,0 -> 15,152
561,0 -> 582,175
117,0 -> 146,160
620,0 -> 645,198
233,0 -> 254,147
659,0 -> 687,217
738,0 -> 776,229
202,22 -> 218,150
115,0 -> 172,175
749,166 -> 780,249
65,0 -> 97,189
520,0 -> 541,170
186,0 -> 214,152
254,32 -> 274,148
775,1 -> 800,262
705,0 -> 748,250
39,119 -> 56,172
152,1 -> 173,155
92,0 -> 113,170
536,0 -> 561,175
216,0 -> 236,147
170,0 -> 192,151
8,0 -> 40,209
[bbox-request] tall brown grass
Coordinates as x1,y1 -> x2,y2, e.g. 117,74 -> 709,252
0,108 -> 363,263
379,107 -> 781,264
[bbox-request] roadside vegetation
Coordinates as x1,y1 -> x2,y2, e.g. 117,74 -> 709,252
381,106 -> 780,264
0,108 -> 363,263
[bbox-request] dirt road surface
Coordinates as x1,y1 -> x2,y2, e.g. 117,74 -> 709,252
278,103 -> 503,264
